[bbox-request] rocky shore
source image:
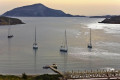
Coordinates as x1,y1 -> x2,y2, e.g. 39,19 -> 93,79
0,16 -> 24,25
99,16 -> 120,24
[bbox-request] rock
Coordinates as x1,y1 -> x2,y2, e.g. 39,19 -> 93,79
0,16 -> 24,25
99,16 -> 120,24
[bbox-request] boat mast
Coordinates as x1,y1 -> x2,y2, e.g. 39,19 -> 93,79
33,26 -> 38,49
8,18 -> 10,36
90,28 -> 92,46
35,27 -> 36,44
65,30 -> 68,50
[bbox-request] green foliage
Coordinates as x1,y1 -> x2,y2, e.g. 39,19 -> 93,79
34,74 -> 61,80
22,73 -> 27,79
0,74 -> 61,80
0,75 -> 21,80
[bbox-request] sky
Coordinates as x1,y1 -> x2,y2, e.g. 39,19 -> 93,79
0,0 -> 120,16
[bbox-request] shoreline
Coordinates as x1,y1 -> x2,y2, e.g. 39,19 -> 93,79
0,74 -> 61,80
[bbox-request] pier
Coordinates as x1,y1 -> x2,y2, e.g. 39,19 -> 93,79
64,70 -> 120,80
45,64 -> 120,80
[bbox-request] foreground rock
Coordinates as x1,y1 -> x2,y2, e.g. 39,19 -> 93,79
0,16 -> 24,25
2,3 -> 85,17
99,16 -> 120,24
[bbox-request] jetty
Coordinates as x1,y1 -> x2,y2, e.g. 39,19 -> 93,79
44,64 -> 120,80
64,70 -> 120,80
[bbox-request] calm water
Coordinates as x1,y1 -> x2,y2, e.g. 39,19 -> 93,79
0,17 -> 120,75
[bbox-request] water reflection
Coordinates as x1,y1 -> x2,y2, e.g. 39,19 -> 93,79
33,49 -> 38,73
8,38 -> 12,62
7,38 -> 13,72
60,52 -> 68,74
88,48 -> 92,70
88,48 -> 92,52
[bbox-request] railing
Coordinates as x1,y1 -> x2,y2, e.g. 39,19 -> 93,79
64,70 -> 120,79
44,64 -> 120,79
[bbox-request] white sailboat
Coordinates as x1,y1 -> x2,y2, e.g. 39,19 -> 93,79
60,30 -> 68,52
8,19 -> 14,38
33,27 -> 38,49
88,28 -> 92,49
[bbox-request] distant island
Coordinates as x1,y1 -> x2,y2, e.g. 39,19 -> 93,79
99,16 -> 120,24
2,3 -> 85,17
89,15 -> 114,18
0,16 -> 24,25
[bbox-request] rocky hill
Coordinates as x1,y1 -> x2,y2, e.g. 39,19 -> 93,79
2,3 -> 85,17
99,16 -> 120,24
0,16 -> 24,25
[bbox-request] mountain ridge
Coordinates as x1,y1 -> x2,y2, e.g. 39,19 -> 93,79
2,3 -> 85,17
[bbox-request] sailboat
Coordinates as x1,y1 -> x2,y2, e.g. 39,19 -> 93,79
60,30 -> 68,52
33,27 -> 38,49
88,28 -> 92,48
8,19 -> 14,38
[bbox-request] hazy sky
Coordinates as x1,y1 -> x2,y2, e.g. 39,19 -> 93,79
0,0 -> 120,16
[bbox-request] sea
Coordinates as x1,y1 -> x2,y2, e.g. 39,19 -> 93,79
0,17 -> 120,75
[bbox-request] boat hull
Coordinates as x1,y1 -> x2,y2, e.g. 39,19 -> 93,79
60,49 -> 68,52
43,66 -> 49,69
33,47 -> 38,49
33,46 -> 38,49
33,44 -> 38,49
88,45 -> 92,48
8,35 -> 14,38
